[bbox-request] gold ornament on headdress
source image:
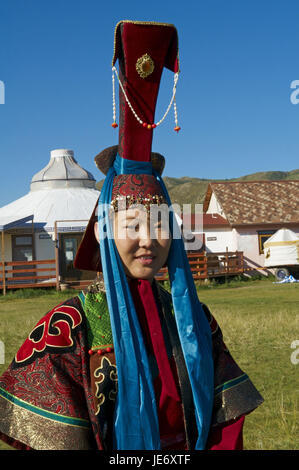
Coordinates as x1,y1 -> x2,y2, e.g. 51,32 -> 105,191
136,53 -> 155,78
111,194 -> 166,213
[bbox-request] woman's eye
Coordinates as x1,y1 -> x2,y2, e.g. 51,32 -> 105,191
155,222 -> 167,231
126,224 -> 139,231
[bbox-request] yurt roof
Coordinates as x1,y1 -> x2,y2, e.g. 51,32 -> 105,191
30,149 -> 96,190
264,228 -> 299,245
0,149 -> 100,231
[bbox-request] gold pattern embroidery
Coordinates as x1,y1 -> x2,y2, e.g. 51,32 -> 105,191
95,393 -> 105,415
0,394 -> 92,450
94,356 -> 118,415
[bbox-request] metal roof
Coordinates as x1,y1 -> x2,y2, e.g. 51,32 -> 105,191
0,215 -> 34,231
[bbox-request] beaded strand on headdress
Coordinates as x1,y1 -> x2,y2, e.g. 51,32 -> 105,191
111,66 -> 181,132
112,70 -> 117,128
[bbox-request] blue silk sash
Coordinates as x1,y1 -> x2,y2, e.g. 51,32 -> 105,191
97,154 -> 214,450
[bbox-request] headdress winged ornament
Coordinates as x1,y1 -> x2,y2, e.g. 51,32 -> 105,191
75,21 -> 214,450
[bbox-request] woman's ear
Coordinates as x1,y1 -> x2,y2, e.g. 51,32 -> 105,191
94,221 -> 100,243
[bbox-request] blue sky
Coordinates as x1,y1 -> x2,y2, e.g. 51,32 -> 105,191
0,0 -> 298,207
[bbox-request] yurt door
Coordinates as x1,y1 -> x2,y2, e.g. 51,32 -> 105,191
59,234 -> 81,280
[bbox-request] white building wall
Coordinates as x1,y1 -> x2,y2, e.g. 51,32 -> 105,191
206,193 -> 225,217
0,233 -> 12,262
34,232 -> 56,279
34,232 -> 55,261
204,227 -> 237,253
235,227 -> 266,272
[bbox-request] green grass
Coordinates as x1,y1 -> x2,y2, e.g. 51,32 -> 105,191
196,279 -> 299,450
0,280 -> 298,450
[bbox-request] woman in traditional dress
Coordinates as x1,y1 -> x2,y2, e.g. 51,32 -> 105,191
0,21 -> 263,451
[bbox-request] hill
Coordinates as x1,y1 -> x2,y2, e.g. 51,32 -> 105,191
96,169 -> 299,207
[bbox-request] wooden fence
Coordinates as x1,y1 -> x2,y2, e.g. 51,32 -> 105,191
155,251 -> 244,281
0,260 -> 57,295
0,251 -> 244,294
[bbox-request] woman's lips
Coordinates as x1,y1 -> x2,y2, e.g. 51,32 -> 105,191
135,255 -> 156,266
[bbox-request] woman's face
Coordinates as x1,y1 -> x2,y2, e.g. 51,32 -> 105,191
101,206 -> 171,281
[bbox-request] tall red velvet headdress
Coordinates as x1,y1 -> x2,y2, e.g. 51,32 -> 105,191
112,20 -> 179,162
75,21 -> 180,271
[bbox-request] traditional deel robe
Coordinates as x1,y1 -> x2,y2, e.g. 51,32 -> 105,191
0,277 -> 263,450
73,21 -> 216,449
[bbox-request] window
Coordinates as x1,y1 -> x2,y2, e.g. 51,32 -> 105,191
257,230 -> 276,254
11,234 -> 35,282
12,235 -> 33,261
14,236 -> 32,246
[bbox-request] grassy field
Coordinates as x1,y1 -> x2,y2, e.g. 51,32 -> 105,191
0,279 -> 298,450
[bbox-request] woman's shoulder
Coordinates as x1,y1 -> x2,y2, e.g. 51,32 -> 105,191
9,294 -> 85,369
156,282 -> 219,334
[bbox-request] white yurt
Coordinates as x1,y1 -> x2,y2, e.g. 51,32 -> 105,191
264,228 -> 299,268
0,149 -> 100,288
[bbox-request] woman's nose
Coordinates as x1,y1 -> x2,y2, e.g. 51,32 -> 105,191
139,225 -> 156,248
